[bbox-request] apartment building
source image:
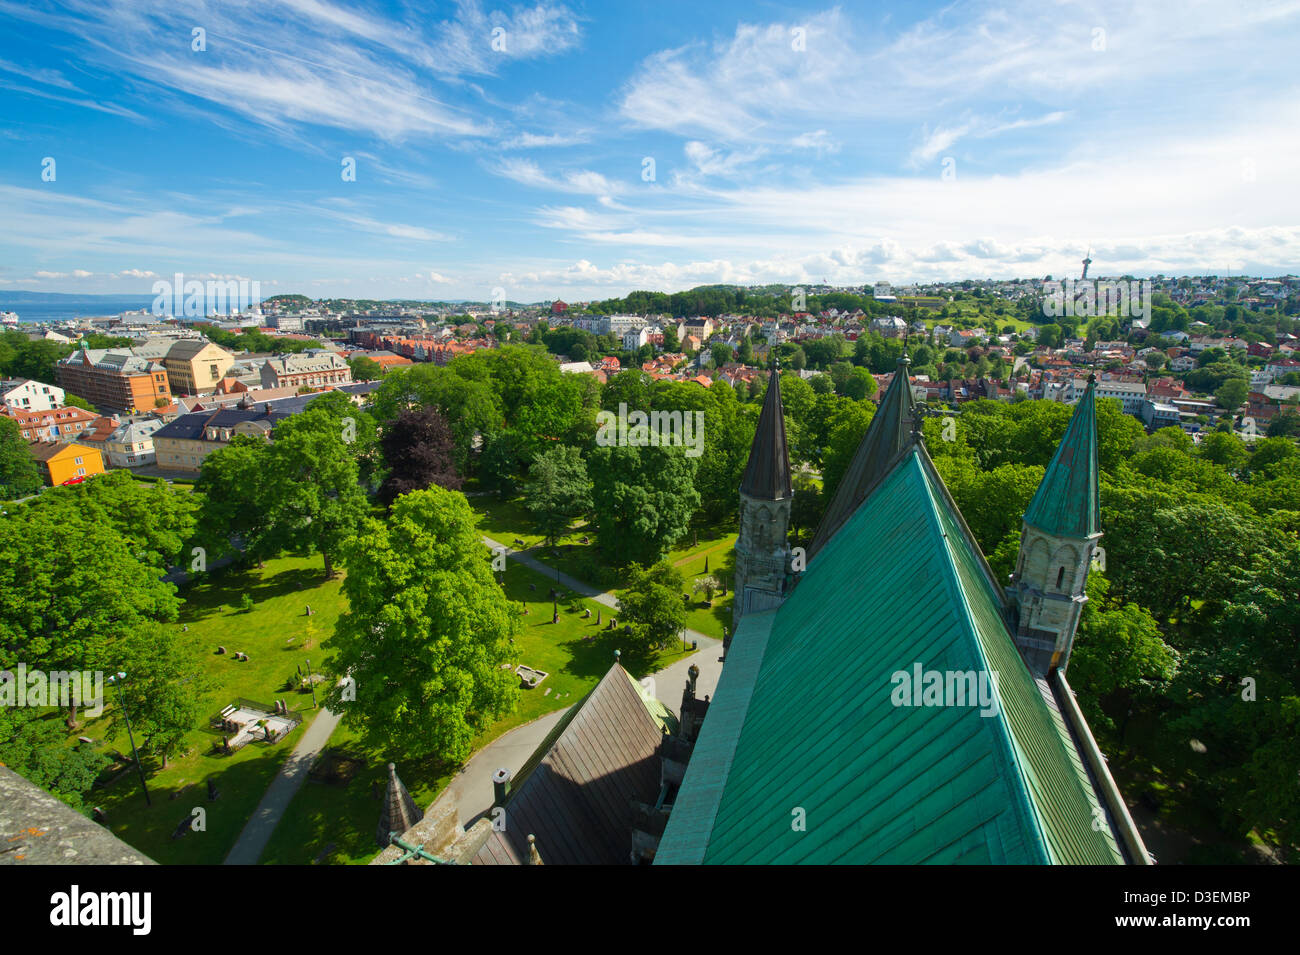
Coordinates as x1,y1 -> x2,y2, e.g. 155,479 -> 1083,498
2,405 -> 99,442
55,347 -> 171,413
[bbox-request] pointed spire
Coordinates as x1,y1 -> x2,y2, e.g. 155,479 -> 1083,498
1023,375 -> 1100,539
376,762 -> 423,847
808,352 -> 917,557
739,358 -> 792,500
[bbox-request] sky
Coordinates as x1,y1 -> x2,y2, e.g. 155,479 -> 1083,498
1,0 -> 1299,302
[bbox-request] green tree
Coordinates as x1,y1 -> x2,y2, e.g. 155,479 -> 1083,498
1068,574 -> 1178,734
524,445 -> 592,545
616,562 -> 687,653
0,506 -> 180,724
0,416 -> 41,500
1215,377 -> 1249,409
589,444 -> 700,565
112,624 -> 209,768
348,355 -> 384,381
324,488 -> 517,763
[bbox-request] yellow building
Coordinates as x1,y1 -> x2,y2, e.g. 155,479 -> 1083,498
162,340 -> 235,395
30,441 -> 105,486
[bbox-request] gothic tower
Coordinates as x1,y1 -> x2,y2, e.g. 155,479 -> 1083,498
734,360 -> 793,627
1007,375 -> 1102,675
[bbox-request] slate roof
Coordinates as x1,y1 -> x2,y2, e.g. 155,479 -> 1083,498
471,663 -> 669,866
738,363 -> 792,500
1022,376 -> 1101,539
808,353 -> 916,559
656,444 -> 1124,865
151,394 -> 318,441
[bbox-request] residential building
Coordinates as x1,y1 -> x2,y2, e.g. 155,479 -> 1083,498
151,394 -> 318,473
2,405 -> 99,442
30,441 -> 104,486
1,378 -> 64,412
55,347 -> 171,413
1140,399 -> 1181,431
105,419 -> 165,468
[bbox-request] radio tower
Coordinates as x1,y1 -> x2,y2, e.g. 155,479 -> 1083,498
1081,247 -> 1093,280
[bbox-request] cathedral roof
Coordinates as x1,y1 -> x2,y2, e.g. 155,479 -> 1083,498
808,352 -> 916,558
657,444 -> 1125,865
1022,376 -> 1101,539
739,362 -> 792,501
471,662 -> 669,865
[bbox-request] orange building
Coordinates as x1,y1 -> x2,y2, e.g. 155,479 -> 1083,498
56,347 -> 170,413
30,441 -> 104,486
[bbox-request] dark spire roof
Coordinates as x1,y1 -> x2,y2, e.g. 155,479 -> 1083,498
1023,374 -> 1100,539
808,352 -> 917,558
376,762 -> 423,847
739,360 -> 792,500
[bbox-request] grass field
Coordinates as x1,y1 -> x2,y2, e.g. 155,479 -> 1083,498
80,554 -> 346,865
469,493 -> 737,640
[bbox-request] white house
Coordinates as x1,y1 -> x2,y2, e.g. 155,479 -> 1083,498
1,378 -> 65,412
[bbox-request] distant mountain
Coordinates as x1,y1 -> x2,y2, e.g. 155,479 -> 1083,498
0,290 -> 155,304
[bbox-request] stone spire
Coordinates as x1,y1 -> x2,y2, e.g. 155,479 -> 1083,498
808,350 -> 917,559
376,762 -> 423,847
733,358 -> 794,626
739,358 -> 792,500
1007,375 -> 1102,675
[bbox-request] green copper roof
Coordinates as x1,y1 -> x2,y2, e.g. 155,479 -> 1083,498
1022,377 -> 1101,539
657,446 -> 1122,865
807,354 -> 916,559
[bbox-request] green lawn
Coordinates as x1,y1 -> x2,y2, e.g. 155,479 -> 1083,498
259,556 -> 694,865
80,554 -> 346,865
470,494 -> 738,640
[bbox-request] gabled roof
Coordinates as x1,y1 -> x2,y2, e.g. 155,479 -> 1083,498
739,363 -> 792,500
657,445 -> 1123,865
471,663 -> 667,866
808,353 -> 916,558
1023,376 -> 1101,539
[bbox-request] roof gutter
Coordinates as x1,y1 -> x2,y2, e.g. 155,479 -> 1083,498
1052,669 -> 1153,865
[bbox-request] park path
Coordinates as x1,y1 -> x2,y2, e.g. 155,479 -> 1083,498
222,705 -> 341,865
481,535 -> 720,650
428,637 -> 724,830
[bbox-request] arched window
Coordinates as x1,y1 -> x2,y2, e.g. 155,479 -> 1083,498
1056,566 -> 1065,589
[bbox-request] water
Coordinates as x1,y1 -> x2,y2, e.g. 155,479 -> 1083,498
0,296 -> 156,324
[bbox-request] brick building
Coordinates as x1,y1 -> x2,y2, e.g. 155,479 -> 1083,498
56,347 -> 171,413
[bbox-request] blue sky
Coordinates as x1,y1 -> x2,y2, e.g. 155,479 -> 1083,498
1,0 -> 1298,301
